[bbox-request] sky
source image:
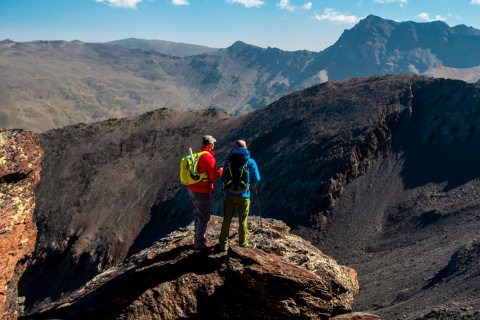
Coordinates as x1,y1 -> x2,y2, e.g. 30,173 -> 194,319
1,0 -> 480,52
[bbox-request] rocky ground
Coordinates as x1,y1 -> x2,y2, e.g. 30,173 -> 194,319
21,216 -> 359,320
316,157 -> 480,319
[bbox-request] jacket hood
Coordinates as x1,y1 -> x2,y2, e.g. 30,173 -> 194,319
230,146 -> 250,159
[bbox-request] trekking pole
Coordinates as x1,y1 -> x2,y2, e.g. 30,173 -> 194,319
253,185 -> 263,229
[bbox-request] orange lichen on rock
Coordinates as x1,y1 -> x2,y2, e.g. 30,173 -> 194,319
0,129 -> 43,319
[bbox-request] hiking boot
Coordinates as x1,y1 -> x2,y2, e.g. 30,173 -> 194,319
194,243 -> 215,253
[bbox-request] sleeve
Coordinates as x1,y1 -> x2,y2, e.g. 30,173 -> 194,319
249,159 -> 260,184
204,153 -> 222,182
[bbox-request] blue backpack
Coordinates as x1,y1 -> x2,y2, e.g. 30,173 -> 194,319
225,147 -> 250,194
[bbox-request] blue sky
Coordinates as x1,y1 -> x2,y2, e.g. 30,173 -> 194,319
1,0 -> 480,52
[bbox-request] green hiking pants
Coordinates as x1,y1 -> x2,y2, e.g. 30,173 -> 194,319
219,195 -> 251,248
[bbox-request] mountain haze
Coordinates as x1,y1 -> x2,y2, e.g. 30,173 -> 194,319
19,75 -> 480,319
2,15 -> 480,132
105,38 -> 219,57
0,39 -> 315,132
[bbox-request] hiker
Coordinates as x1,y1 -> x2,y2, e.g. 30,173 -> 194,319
187,135 -> 223,252
219,139 -> 260,251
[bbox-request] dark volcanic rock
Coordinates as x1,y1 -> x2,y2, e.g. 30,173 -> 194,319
0,129 -> 43,319
20,75 -> 480,319
22,217 -> 359,320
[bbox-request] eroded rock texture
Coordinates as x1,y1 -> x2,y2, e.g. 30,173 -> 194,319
330,312 -> 382,320
0,129 -> 43,319
25,217 -> 358,320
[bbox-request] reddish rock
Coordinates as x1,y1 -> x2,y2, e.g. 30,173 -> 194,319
27,217 -> 359,320
0,129 -> 43,319
330,312 -> 381,319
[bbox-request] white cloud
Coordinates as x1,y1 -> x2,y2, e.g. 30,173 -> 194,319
435,14 -> 447,21
374,0 -> 408,8
95,0 -> 142,9
277,0 -> 295,12
301,2 -> 312,10
277,0 -> 312,12
314,8 -> 361,25
172,0 -> 189,5
471,0 -> 480,4
416,12 -> 446,22
226,0 -> 265,8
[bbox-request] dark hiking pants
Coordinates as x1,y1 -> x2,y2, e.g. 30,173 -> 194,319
188,189 -> 211,249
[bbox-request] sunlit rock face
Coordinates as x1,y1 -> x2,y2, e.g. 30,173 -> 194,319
0,129 -> 43,319
26,216 -> 359,320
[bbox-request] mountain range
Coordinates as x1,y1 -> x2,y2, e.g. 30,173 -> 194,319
1,14 -> 480,132
14,74 -> 480,319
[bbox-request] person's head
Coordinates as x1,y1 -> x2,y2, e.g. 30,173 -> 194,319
202,135 -> 217,149
235,140 -> 247,148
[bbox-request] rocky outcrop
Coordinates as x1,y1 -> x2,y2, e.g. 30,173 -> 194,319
330,313 -> 381,320
0,129 -> 43,319
23,216 -> 359,320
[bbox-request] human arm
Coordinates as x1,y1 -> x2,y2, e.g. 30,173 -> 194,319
203,153 -> 223,182
249,159 -> 260,184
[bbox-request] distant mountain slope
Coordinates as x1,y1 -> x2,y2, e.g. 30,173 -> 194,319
2,15 -> 480,132
310,14 -> 480,80
20,75 -> 480,319
105,38 -> 219,57
0,40 -> 315,132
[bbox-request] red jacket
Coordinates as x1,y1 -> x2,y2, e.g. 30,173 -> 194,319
187,146 -> 223,193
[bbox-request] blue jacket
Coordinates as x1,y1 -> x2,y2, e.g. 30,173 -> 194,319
222,146 -> 260,198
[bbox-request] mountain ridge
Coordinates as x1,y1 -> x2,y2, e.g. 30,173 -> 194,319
2,15 -> 480,132
105,38 -> 219,57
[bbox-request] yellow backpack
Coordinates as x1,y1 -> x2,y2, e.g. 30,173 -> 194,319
179,149 -> 210,185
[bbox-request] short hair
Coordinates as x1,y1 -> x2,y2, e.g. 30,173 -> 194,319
235,140 -> 247,148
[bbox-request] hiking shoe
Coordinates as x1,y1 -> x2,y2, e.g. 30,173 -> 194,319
194,243 -> 215,253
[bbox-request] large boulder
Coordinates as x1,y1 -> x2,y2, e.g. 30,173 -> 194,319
0,129 -> 43,319
25,216 -> 359,320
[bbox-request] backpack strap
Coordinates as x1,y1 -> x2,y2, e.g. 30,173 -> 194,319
193,151 -> 210,182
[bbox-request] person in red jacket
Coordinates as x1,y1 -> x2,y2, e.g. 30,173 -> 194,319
187,135 -> 223,252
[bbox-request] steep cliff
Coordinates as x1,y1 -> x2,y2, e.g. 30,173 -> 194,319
0,129 -> 43,319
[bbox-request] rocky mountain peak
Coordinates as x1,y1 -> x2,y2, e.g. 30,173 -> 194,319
226,40 -> 264,55
451,24 -> 480,35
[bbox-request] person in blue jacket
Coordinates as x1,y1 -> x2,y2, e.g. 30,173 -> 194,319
219,139 -> 260,250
